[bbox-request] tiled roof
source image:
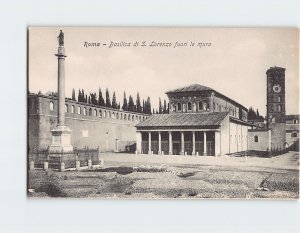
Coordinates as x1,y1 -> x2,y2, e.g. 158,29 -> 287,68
285,115 -> 300,121
166,84 -> 212,94
136,112 -> 228,129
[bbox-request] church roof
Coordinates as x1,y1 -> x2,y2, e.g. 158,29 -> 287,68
165,84 -> 212,94
136,112 -> 228,129
165,83 -> 248,112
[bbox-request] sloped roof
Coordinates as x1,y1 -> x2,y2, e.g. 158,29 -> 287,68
285,114 -> 300,121
136,112 -> 228,129
165,83 -> 248,112
166,84 -> 212,94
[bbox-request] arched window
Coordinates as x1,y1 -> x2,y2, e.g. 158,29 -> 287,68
136,115 -> 138,121
112,112 -> 115,118
71,105 -> 75,114
177,103 -> 182,112
128,114 -> 130,121
254,135 -> 258,142
83,107 -> 87,115
120,113 -> 123,120
187,102 -> 192,111
116,113 -> 119,119
65,104 -> 68,113
124,114 -> 127,120
77,106 -> 81,114
143,116 -> 145,121
293,119 -> 298,124
50,102 -> 54,111
94,109 -> 97,117
103,110 -> 106,118
132,115 -> 134,121
139,116 -> 141,122
199,102 -> 203,110
108,111 -> 111,118
89,108 -> 92,116
99,110 -> 102,118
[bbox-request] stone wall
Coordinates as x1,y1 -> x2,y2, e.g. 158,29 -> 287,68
248,130 -> 270,151
270,123 -> 286,150
28,95 -> 150,151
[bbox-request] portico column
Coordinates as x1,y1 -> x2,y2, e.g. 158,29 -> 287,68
148,132 -> 152,155
180,131 -> 185,155
158,131 -> 162,155
203,131 -> 207,156
168,131 -> 173,155
135,131 -> 142,154
192,131 -> 196,155
215,131 -> 221,156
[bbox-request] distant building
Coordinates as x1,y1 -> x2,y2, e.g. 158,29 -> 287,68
248,67 -> 287,152
136,84 -> 251,156
285,114 -> 299,151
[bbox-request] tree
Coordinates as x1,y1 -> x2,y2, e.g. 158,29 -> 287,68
105,88 -> 111,108
145,96 -> 152,114
136,92 -> 142,113
128,95 -> 135,112
98,88 -> 105,106
85,94 -> 87,103
142,100 -> 145,113
72,88 -> 76,101
159,97 -> 163,114
163,99 -> 167,113
122,91 -> 128,111
90,92 -> 98,105
88,96 -> 91,104
112,91 -> 118,109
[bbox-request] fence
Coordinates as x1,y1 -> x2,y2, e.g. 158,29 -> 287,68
28,146 -> 101,170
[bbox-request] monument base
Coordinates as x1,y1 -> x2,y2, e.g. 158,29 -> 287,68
49,125 -> 73,153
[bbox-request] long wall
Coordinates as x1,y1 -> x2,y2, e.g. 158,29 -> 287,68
28,95 -> 150,151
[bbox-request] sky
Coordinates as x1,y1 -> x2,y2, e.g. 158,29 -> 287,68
29,27 -> 299,115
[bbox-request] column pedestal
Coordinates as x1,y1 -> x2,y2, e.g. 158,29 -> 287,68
49,125 -> 73,152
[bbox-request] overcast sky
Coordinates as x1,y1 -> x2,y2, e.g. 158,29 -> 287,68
29,27 -> 299,115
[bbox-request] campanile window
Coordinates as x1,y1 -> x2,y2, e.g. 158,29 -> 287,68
177,103 -> 182,111
254,135 -> 258,142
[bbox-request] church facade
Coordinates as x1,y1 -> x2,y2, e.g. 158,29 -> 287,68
136,84 -> 251,156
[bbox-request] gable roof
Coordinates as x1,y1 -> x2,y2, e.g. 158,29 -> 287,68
165,83 -> 248,112
136,112 -> 228,129
166,84 -> 212,94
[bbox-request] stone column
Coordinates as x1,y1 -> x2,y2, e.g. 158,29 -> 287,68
49,31 -> 73,153
158,132 -> 162,155
136,131 -> 142,154
203,131 -> 207,156
148,132 -> 152,155
180,131 -> 185,155
215,131 -> 221,156
192,131 -> 196,155
168,131 -> 173,155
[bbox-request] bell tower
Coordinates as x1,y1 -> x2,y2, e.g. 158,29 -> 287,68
266,66 -> 286,126
266,66 -> 286,150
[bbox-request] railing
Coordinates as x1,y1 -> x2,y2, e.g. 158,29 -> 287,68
29,146 -> 101,170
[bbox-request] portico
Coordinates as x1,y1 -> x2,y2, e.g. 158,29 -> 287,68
138,129 -> 217,156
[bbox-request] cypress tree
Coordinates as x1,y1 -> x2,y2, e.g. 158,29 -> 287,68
78,89 -> 82,102
122,91 -> 128,111
98,88 -> 105,106
136,92 -> 142,113
163,99 -> 167,113
105,88 -> 111,108
128,95 -> 134,112
72,88 -> 76,101
112,91 -> 118,109
159,97 -> 163,114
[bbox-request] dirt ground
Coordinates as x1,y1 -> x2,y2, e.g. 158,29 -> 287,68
28,152 -> 299,199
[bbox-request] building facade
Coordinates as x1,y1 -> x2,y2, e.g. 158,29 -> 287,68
28,94 -> 150,152
248,67 -> 287,152
136,84 -> 250,156
286,114 -> 299,151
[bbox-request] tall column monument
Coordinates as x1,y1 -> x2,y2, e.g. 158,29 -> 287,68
49,30 -> 73,152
